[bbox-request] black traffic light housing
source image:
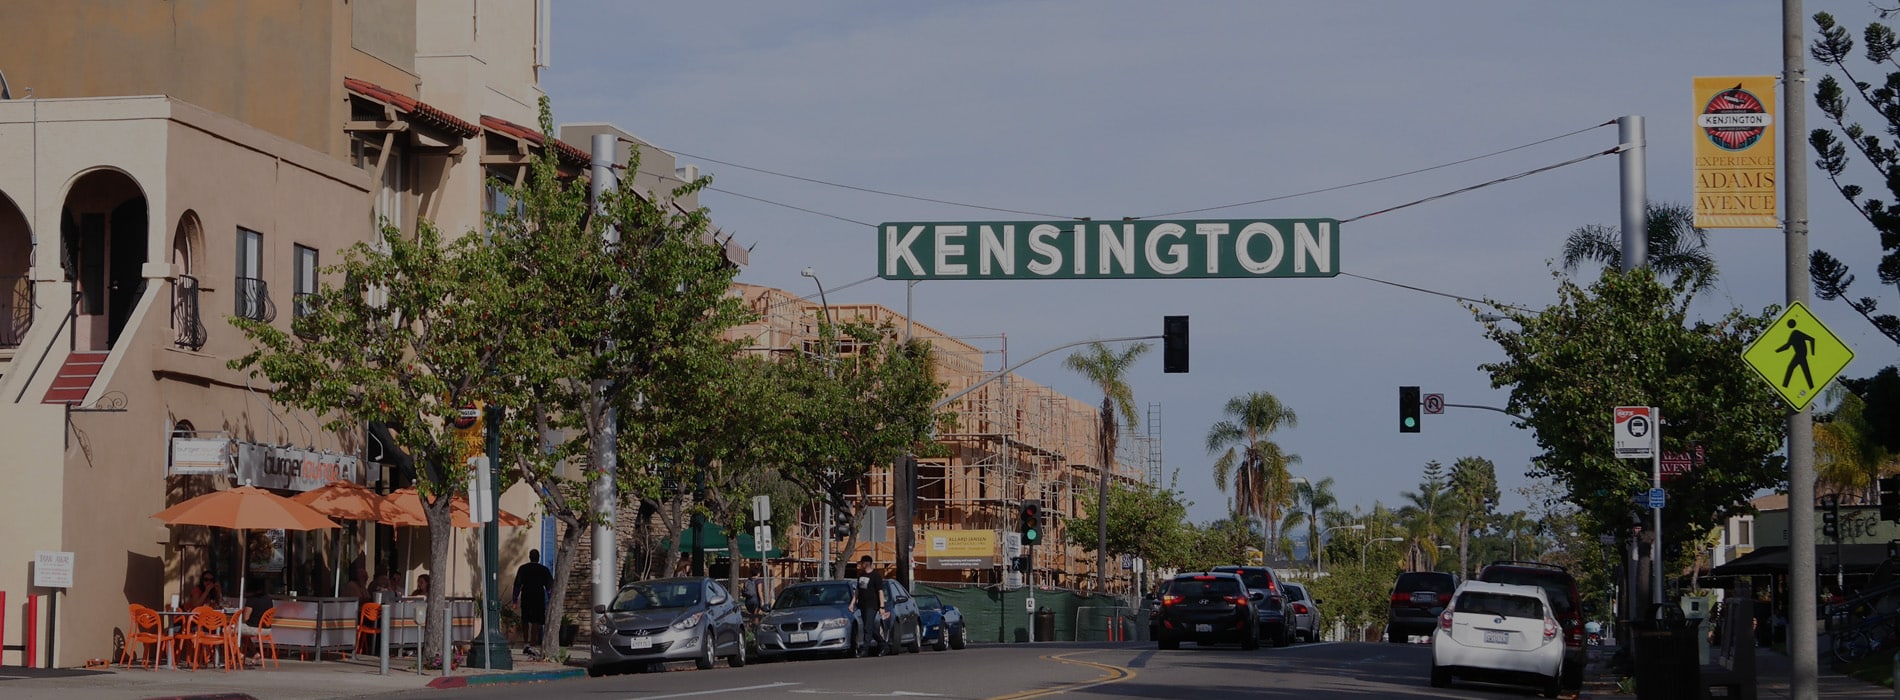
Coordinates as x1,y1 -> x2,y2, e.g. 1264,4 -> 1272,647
1163,316 -> 1189,373
1821,494 -> 1840,541
1882,476 -> 1900,523
1400,386 -> 1421,433
1020,500 -> 1043,545
830,492 -> 853,540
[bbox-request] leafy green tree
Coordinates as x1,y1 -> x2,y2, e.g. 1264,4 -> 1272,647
1477,270 -> 1784,579
1809,12 -> 1900,346
1814,383 -> 1889,501
1398,463 -> 1455,571
1064,341 -> 1151,591
1205,391 -> 1301,555
231,220 -> 508,664
1560,201 -> 1715,291
1069,477 -> 1193,572
1176,516 -> 1257,573
1448,456 -> 1500,579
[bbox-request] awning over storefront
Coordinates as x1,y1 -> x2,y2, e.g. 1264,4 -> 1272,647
1710,544 -> 1891,576
670,523 -> 783,559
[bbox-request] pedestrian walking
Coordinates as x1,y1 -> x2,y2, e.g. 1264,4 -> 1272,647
851,555 -> 888,656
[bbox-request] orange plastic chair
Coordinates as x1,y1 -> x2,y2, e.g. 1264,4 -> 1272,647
354,602 -> 381,656
121,604 -> 169,669
252,607 -> 279,668
187,607 -> 230,671
223,607 -> 249,670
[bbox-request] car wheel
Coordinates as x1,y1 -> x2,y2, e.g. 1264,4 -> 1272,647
729,633 -> 747,668
587,664 -> 608,678
1542,673 -> 1562,698
1429,664 -> 1450,688
932,629 -> 949,652
1158,635 -> 1179,650
1241,625 -> 1260,651
949,625 -> 967,650
696,630 -> 716,670
1387,627 -> 1404,644
1562,657 -> 1583,690
907,622 -> 924,654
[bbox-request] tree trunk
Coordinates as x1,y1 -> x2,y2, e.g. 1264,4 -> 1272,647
423,489 -> 455,667
1458,519 -> 1470,580
1097,398 -> 1112,593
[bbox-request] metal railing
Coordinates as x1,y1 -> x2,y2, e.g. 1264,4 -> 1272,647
0,274 -> 30,348
172,274 -> 207,350
234,276 -> 275,323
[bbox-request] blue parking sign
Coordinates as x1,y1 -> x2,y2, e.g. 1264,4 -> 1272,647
1648,488 -> 1665,509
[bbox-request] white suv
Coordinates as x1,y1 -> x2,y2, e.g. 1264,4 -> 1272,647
1429,581 -> 1565,698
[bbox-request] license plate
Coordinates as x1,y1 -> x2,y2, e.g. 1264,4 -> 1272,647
1484,630 -> 1509,645
629,637 -> 654,649
789,632 -> 809,643
1195,624 -> 1212,633
1412,591 -> 1437,602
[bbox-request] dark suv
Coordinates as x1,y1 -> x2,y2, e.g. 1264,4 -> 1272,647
1386,570 -> 1457,643
1476,560 -> 1585,691
1153,572 -> 1261,650
1212,565 -> 1292,646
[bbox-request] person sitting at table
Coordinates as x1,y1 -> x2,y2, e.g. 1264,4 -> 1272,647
368,568 -> 396,599
410,573 -> 430,597
341,562 -> 370,602
185,570 -> 224,610
236,576 -> 275,662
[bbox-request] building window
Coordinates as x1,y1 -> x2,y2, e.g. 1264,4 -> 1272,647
352,137 -> 405,235
292,245 -> 318,320
234,228 -> 273,322
483,167 -> 524,238
1735,518 -> 1752,547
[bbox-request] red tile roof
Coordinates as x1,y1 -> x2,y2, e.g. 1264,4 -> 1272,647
479,114 -> 592,168
344,77 -> 480,139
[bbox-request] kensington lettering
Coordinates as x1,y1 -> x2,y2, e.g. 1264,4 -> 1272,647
877,219 -> 1340,280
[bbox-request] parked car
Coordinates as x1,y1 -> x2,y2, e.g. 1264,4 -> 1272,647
1430,580 -> 1565,698
1212,565 -> 1291,646
872,577 -> 925,655
1476,560 -> 1585,691
1145,578 -> 1175,640
1386,570 -> 1458,643
914,594 -> 966,651
1282,582 -> 1322,642
1153,571 -> 1261,650
589,576 -> 747,677
754,580 -> 860,659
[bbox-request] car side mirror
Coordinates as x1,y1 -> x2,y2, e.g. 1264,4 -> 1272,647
593,604 -> 607,614
709,595 -> 727,606
1314,599 -> 1323,606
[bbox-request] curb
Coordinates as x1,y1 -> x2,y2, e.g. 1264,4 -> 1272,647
425,668 -> 586,689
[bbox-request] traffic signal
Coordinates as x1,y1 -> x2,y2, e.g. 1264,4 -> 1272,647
1163,316 -> 1189,373
1020,500 -> 1043,545
1882,476 -> 1900,522
1010,556 -> 1029,573
829,492 -> 853,540
1399,386 -> 1421,433
1821,495 -> 1840,541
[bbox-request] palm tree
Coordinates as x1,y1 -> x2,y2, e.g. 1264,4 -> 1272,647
1448,457 -> 1499,579
1281,476 -> 1339,566
1815,383 -> 1890,502
1560,201 -> 1716,290
1206,391 -> 1301,556
1495,510 -> 1537,561
1398,469 -> 1454,571
1064,340 -> 1151,592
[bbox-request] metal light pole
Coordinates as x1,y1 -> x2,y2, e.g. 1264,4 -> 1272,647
1780,3 -> 1819,696
1316,524 -> 1365,574
1363,537 -> 1403,568
589,133 -> 619,612
802,268 -> 837,579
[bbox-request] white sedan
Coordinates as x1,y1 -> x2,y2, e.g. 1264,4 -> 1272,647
1430,580 -> 1565,698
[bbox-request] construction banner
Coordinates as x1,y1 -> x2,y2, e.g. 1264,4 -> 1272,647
1693,76 -> 1778,228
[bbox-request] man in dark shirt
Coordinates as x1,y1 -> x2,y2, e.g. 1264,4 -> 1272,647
511,549 -> 554,655
852,555 -> 888,656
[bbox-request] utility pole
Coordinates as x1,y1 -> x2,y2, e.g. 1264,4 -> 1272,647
589,133 -> 619,611
1782,2 -> 1819,696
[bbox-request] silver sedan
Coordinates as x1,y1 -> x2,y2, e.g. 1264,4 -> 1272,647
755,580 -> 861,659
1284,582 -> 1323,642
588,577 -> 747,676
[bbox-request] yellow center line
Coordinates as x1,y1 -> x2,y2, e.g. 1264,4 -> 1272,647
982,650 -> 1136,700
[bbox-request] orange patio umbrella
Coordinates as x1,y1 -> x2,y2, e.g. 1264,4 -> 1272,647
152,485 -> 340,647
379,488 -> 529,529
291,480 -> 388,597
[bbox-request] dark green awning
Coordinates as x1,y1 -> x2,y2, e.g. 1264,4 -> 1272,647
671,523 -> 783,558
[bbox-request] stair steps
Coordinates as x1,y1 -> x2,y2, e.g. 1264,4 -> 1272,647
41,351 -> 109,405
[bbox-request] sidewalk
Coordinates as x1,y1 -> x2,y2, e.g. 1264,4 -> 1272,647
0,647 -> 585,700
1580,640 -> 1891,699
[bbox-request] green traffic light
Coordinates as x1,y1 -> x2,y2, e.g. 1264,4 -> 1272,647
1403,418 -> 1417,428
1024,528 -> 1040,544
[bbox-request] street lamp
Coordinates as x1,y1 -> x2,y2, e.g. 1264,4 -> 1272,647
1363,537 -> 1404,567
1316,524 -> 1366,574
802,268 -> 838,578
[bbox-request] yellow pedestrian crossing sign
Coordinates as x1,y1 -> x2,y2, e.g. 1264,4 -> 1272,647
1742,301 -> 1853,410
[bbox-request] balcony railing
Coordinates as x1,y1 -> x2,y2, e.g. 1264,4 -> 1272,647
1,274 -> 30,348
173,274 -> 207,351
234,276 -> 276,323
292,291 -> 317,340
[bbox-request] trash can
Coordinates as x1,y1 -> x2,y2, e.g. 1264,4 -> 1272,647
1630,604 -> 1700,700
1679,593 -> 1715,664
1034,607 -> 1056,642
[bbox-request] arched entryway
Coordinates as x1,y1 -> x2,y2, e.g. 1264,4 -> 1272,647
0,190 -> 30,348
60,169 -> 148,350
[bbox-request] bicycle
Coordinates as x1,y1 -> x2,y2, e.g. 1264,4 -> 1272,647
1832,613 -> 1897,663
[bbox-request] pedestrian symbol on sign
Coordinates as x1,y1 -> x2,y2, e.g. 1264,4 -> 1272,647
1742,301 -> 1853,410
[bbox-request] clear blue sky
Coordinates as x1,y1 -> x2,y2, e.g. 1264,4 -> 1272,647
544,2 -> 1886,525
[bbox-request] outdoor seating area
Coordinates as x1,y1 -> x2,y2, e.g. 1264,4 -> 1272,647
118,603 -> 276,671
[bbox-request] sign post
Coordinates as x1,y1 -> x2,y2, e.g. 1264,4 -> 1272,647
1615,407 -> 1663,606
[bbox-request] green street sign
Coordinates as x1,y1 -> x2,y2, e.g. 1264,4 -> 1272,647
877,219 -> 1340,280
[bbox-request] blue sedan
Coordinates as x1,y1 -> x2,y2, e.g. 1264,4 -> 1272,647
914,594 -> 966,651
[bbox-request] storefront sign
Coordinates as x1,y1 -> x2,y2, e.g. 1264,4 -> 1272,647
236,443 -> 358,492
878,219 -> 1339,280
924,529 -> 997,569
169,436 -> 235,475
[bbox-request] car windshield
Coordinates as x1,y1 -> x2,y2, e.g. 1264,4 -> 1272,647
1395,573 -> 1455,593
1214,567 -> 1273,590
1173,577 -> 1243,597
1284,585 -> 1307,602
1480,569 -> 1576,616
1456,591 -> 1544,620
915,595 -> 943,611
611,582 -> 701,612
775,583 -> 853,609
